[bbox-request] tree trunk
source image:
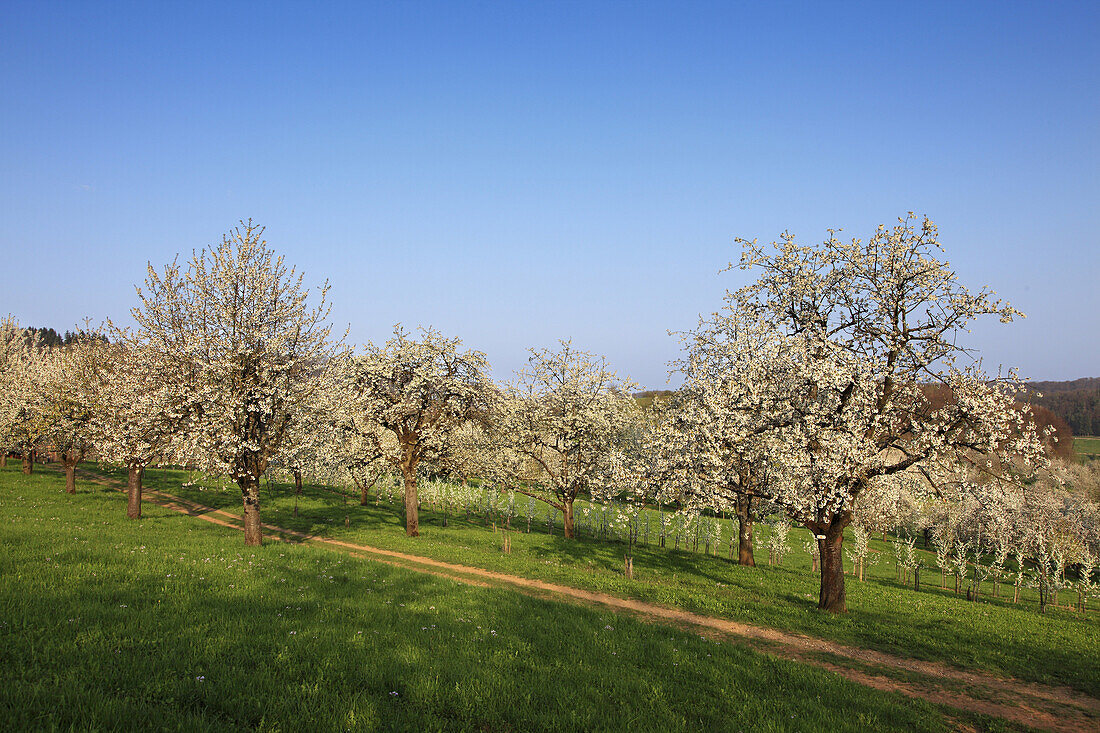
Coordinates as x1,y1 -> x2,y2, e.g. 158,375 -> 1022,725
63,450 -> 81,494
736,499 -> 755,566
126,465 -> 143,519
360,481 -> 370,506
817,522 -> 848,613
0,453 -> 6,468
402,467 -> 419,537
22,452 -> 33,475
240,477 -> 262,546
293,468 -> 302,495
562,498 -> 575,539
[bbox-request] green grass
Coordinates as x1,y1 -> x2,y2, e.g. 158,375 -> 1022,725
80,462 -> 1100,697
1075,436 -> 1100,460
0,466 -> 960,732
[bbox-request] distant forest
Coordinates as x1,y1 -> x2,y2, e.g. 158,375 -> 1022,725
1024,378 -> 1100,437
22,326 -> 107,348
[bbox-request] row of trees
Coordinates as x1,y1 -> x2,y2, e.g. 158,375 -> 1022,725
2,215 -> 1093,614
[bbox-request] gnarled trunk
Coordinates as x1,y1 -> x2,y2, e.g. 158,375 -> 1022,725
736,498 -> 755,566
816,520 -> 849,613
126,465 -> 143,519
240,476 -> 262,546
562,498 -> 575,539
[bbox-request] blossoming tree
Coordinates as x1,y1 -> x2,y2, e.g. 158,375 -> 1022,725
128,221 -> 342,543
40,329 -> 110,493
727,214 -> 1047,612
495,341 -> 638,539
671,313 -> 786,566
345,326 -> 493,536
94,337 -> 178,518
0,324 -> 50,474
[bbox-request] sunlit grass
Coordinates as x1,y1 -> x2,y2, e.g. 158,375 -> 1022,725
73,462 -> 1100,696
0,465 -> 957,732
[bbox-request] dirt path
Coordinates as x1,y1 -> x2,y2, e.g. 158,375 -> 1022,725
81,470 -> 1100,732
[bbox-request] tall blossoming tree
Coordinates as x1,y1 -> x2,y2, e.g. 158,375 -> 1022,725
727,214 -> 1047,612
496,341 -> 639,539
323,362 -> 395,505
671,313 -> 785,566
40,329 -> 110,493
0,324 -> 50,474
0,316 -> 27,468
130,220 -> 342,544
96,332 -> 186,518
345,326 -> 493,536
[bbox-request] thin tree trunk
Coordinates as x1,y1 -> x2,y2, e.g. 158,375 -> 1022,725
562,498 -> 575,539
293,469 -> 302,496
0,453 -> 6,468
817,523 -> 848,613
736,499 -> 755,566
240,476 -> 262,546
126,465 -> 143,519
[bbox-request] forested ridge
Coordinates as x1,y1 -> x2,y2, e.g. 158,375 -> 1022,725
1022,380 -> 1100,437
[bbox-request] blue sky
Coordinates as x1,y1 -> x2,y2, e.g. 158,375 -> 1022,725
2,1 -> 1097,387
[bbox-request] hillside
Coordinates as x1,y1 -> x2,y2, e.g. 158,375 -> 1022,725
1022,378 -> 1100,437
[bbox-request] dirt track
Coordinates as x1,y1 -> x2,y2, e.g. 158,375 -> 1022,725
79,469 -> 1100,732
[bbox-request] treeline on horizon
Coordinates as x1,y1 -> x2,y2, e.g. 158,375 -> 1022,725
21,326 -> 107,348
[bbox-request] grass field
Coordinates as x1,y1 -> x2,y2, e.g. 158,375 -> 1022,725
55,462 -> 1100,697
1075,436 -> 1100,460
0,465 -> 967,732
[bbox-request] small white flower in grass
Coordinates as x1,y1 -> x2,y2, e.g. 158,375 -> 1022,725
195,676 -> 205,682
389,691 -> 399,697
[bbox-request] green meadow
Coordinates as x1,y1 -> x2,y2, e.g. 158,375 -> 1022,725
62,463 -> 1100,696
0,464 -> 967,732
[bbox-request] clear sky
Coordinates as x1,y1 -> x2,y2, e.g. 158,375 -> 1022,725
2,1 -> 1097,388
